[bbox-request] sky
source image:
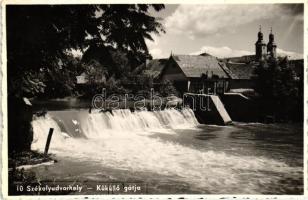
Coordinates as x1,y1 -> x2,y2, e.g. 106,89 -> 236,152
146,4 -> 304,59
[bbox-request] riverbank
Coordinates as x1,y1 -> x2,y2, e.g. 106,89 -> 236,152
8,151 -> 65,195
9,151 -> 54,169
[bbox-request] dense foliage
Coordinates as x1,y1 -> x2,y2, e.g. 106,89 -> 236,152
7,4 -> 165,98
6,5 -> 165,154
254,57 -> 302,121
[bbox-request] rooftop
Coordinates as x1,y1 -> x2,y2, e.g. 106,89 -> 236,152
133,59 -> 168,78
225,62 -> 256,79
171,54 -> 229,78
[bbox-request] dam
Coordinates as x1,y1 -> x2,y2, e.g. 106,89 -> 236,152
30,108 -> 303,194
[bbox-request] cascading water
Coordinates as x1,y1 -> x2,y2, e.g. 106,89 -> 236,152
31,108 -> 303,194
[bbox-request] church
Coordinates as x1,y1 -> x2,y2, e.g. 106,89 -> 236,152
224,27 -> 280,91
255,26 -> 277,61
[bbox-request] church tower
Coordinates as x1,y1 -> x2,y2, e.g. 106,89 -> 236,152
267,27 -> 277,58
255,26 -> 267,61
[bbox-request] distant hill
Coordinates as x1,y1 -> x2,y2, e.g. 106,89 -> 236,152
220,55 -> 255,64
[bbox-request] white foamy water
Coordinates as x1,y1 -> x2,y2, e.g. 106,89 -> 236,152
31,108 -> 302,194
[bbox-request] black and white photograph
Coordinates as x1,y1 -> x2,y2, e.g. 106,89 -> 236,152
1,1 -> 306,198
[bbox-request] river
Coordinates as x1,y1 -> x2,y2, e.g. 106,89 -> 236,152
30,108 -> 303,194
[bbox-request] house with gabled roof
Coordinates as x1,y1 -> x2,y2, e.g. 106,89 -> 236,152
133,58 -> 168,80
159,54 -> 231,94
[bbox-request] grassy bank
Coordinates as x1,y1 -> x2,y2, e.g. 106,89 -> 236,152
8,151 -> 71,195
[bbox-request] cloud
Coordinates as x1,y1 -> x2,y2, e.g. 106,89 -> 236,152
191,45 -> 303,60
145,34 -> 160,48
149,48 -> 164,59
146,34 -> 169,58
165,4 -> 303,39
190,46 -> 253,58
277,48 -> 303,60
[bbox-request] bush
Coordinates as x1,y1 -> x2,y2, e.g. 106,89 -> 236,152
159,80 -> 179,97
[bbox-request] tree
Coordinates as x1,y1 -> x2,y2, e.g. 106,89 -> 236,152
6,4 -> 165,153
41,56 -> 84,98
7,4 -> 165,98
82,45 -> 131,79
254,57 -> 300,121
159,80 -> 179,97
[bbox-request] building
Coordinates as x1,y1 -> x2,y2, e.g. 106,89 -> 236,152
224,62 -> 256,91
76,70 -> 106,85
267,28 -> 277,58
136,54 -> 231,95
160,54 -> 230,94
255,26 -> 277,61
225,27 -> 280,91
255,26 -> 267,61
133,58 -> 168,81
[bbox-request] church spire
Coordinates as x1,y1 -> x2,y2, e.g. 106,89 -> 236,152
269,27 -> 274,41
257,25 -> 264,41
267,27 -> 277,59
255,25 -> 266,61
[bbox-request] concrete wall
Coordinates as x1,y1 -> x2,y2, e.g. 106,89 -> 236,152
184,94 -> 232,125
221,93 -> 260,122
229,79 -> 255,90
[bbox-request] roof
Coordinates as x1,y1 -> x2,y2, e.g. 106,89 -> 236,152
76,71 -> 106,84
133,59 -> 168,78
171,55 -> 229,78
225,62 -> 256,79
218,62 -> 237,79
